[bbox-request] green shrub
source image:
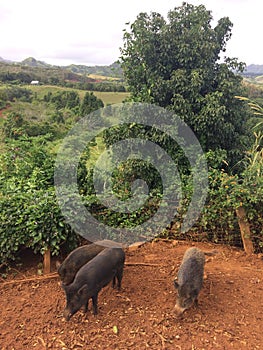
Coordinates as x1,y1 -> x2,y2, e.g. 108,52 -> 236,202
0,136 -> 79,264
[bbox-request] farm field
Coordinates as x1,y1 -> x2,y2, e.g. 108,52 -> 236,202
1,240 -> 263,349
28,85 -> 130,105
0,83 -> 130,141
0,84 -> 129,124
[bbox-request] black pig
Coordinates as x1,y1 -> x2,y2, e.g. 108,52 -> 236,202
57,243 -> 105,285
174,247 -> 205,315
57,240 -> 123,285
63,247 -> 125,321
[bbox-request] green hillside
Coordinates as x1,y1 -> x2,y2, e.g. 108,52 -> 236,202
21,57 -> 51,68
0,58 -> 126,94
0,57 -> 123,80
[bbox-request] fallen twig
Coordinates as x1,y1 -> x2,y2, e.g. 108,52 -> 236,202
125,262 -> 160,267
37,336 -> 46,348
124,262 -> 162,267
0,263 -> 161,285
154,331 -> 166,349
9,267 -> 27,279
1,262 -> 162,286
0,272 -> 59,286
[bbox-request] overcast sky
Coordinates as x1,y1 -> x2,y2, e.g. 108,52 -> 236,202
0,0 -> 262,66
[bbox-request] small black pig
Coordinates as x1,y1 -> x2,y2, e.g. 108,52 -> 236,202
57,243 -> 105,285
174,247 -> 205,315
63,247 -> 125,321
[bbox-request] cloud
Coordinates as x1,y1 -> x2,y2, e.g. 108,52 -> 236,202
41,45 -> 121,66
0,0 -> 262,65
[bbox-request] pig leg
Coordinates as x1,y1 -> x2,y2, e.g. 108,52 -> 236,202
83,297 -> 90,313
91,294 -> 98,315
116,268 -> 123,290
191,290 -> 199,307
112,275 -> 117,289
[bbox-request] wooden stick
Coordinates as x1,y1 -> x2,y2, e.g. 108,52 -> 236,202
0,272 -> 59,286
154,331 -> 166,349
0,262 -> 160,286
43,248 -> 51,274
125,262 -> 160,267
236,206 -> 254,255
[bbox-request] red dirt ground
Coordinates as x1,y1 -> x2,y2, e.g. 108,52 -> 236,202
1,240 -> 263,350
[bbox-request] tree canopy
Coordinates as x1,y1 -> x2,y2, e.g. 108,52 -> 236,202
120,2 -> 249,167
80,92 -> 104,117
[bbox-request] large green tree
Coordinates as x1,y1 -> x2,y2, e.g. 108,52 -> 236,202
120,2 -> 249,167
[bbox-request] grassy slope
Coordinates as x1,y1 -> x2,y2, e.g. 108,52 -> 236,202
243,76 -> 263,86
87,74 -> 120,81
0,84 -> 130,160
0,84 -> 130,123
28,85 -> 129,105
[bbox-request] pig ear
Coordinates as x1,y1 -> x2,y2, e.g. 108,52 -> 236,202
174,280 -> 179,289
78,284 -> 88,296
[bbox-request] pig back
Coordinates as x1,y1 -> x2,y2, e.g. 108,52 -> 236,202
73,247 -> 125,291
58,243 -> 105,285
177,247 -> 205,285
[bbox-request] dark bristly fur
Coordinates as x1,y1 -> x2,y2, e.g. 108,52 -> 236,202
57,244 -> 105,285
63,247 -> 125,321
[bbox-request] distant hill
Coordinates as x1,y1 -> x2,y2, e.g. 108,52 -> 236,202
0,56 -> 123,79
21,57 -> 51,68
1,56 -> 262,79
243,64 -> 263,76
66,62 -> 123,78
0,56 -> 12,63
0,59 -> 97,85
0,56 -> 126,91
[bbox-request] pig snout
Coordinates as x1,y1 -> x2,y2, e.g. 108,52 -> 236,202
63,308 -> 72,321
173,303 -> 186,315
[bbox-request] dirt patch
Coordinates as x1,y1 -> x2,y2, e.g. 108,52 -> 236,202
1,240 -> 263,349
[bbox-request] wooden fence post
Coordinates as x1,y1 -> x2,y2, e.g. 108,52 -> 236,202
43,248 -> 51,274
236,206 -> 254,255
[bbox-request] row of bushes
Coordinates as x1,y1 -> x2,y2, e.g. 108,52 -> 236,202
0,95 -> 262,264
0,129 -> 262,265
0,88 -> 106,140
0,136 -> 79,264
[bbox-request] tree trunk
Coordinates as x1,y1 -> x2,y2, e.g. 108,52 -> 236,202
236,206 -> 254,255
43,248 -> 51,274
